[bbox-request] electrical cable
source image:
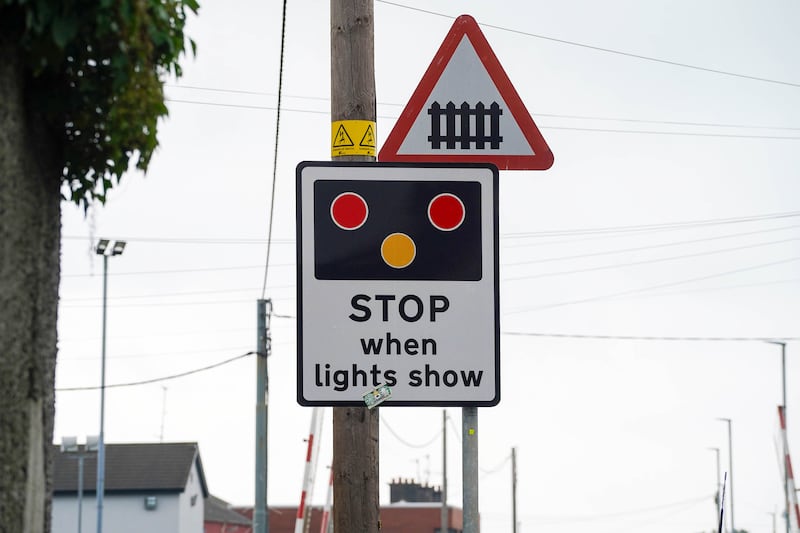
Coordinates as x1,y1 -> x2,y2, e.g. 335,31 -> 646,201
375,0 -> 800,89
165,97 -> 800,139
502,210 -> 800,239
503,331 -> 800,343
503,236 -> 800,282
505,255 -> 800,314
55,351 -> 255,391
381,416 -> 440,449
62,235 -> 294,245
504,223 -> 800,266
480,454 -> 511,476
447,416 -> 462,442
261,0 -> 288,299
524,494 -> 712,526
64,211 -> 800,249
166,86 -> 800,132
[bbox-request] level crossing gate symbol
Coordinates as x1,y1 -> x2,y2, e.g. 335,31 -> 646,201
379,15 -> 553,170
428,101 -> 503,150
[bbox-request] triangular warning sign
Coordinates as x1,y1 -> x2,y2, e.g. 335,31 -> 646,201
359,124 -> 376,148
379,15 -> 553,171
333,124 -> 355,148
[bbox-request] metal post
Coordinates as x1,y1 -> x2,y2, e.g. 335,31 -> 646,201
781,343 -> 789,533
511,447 -> 517,533
709,447 -> 720,531
441,410 -> 448,533
255,299 -> 271,533
462,407 -> 479,533
94,239 -> 124,533
718,418 -> 734,533
768,341 -> 789,533
77,454 -> 84,533
96,254 -> 108,533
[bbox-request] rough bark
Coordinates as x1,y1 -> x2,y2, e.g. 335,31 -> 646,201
0,38 -> 62,533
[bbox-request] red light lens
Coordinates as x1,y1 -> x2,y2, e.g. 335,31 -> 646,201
330,192 -> 368,230
428,193 -> 465,231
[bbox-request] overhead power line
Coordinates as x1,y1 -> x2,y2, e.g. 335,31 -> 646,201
503,210 -> 800,239
165,98 -> 800,140
375,0 -> 800,89
381,417 -> 440,449
503,332 -> 800,342
480,455 -> 511,476
503,236 -> 800,282
504,223 -> 800,266
166,86 -> 800,132
505,255 -> 800,314
55,351 -> 255,391
524,494 -> 713,525
261,0 -> 289,298
62,210 -> 800,248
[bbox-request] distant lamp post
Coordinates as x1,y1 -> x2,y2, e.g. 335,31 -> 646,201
717,418 -> 734,533
708,447 -> 721,529
767,340 -> 789,533
61,436 -> 98,533
95,239 -> 125,533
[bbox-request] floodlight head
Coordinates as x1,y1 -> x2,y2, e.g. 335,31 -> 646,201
111,241 -> 126,256
86,435 -> 99,451
61,436 -> 78,452
96,239 -> 110,255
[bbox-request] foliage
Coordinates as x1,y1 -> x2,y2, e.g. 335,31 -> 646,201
0,0 -> 198,207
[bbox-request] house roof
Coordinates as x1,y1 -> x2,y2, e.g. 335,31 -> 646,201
53,442 -> 208,497
205,495 -> 252,526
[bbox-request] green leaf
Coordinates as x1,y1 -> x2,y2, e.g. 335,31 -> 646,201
51,15 -> 78,48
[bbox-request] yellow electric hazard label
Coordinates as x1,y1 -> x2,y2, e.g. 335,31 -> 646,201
332,120 -> 376,157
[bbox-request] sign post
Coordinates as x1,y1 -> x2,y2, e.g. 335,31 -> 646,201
297,161 -> 499,407
376,14 -> 555,533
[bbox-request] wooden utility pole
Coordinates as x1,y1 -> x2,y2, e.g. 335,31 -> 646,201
330,1 -> 379,532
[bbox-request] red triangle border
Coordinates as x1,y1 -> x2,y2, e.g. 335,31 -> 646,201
379,14 -> 554,171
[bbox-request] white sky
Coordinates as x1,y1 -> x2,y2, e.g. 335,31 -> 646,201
54,1 -> 800,532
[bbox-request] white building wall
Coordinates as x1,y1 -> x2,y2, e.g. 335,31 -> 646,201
53,492 -> 180,533
177,460 -> 205,533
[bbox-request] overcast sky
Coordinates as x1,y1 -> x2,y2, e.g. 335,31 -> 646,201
54,1 -> 800,532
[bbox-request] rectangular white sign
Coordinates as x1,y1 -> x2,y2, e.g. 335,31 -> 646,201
296,162 -> 499,406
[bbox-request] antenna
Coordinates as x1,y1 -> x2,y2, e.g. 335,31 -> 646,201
718,472 -> 727,533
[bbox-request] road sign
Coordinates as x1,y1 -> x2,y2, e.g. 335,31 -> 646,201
297,161 -> 499,406
378,14 -> 553,171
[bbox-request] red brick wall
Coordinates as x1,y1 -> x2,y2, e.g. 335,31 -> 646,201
223,505 -> 464,533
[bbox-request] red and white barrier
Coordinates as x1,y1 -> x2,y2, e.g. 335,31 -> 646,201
319,469 -> 333,533
778,406 -> 800,532
295,407 -> 324,533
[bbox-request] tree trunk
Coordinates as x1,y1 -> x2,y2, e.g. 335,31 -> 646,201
0,38 -> 62,533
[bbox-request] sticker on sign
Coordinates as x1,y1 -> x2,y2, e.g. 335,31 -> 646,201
296,161 -> 500,407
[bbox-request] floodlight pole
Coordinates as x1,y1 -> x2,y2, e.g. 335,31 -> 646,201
95,240 -> 125,533
96,253 -> 109,533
